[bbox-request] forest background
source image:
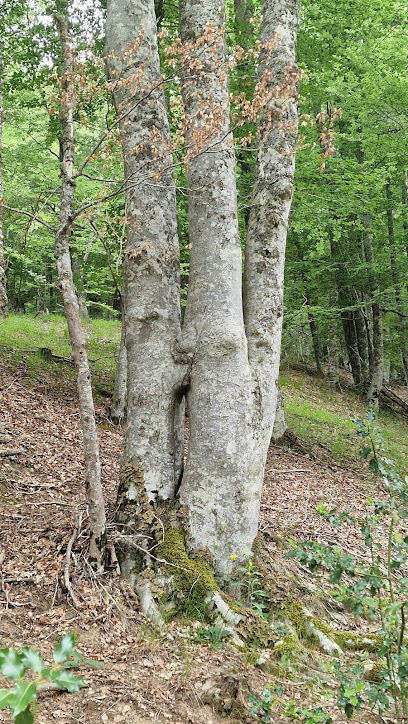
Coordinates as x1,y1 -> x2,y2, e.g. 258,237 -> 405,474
2,0 -> 408,401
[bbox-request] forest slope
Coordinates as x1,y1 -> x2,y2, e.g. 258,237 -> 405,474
0,316 -> 407,723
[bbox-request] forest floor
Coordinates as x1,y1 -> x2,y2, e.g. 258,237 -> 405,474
0,330 -> 407,723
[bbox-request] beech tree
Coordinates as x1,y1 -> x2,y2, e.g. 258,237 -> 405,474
0,35 -> 8,317
106,0 -> 299,613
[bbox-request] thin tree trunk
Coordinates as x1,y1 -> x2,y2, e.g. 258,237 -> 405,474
327,312 -> 339,385
303,289 -> 323,373
271,386 -> 287,442
386,180 -> 408,387
71,253 -> 88,320
0,40 -> 8,318
362,212 -> 383,409
353,297 -> 370,391
402,171 -> 408,259
110,312 -> 127,422
54,13 -> 106,572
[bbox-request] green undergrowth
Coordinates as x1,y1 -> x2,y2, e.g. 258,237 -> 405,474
0,313 -> 120,393
280,368 -> 408,472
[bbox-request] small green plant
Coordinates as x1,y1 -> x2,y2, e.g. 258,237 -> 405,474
247,685 -> 282,722
232,554 -> 270,617
0,633 -> 101,723
193,624 -> 230,650
287,412 -> 408,722
285,701 -> 333,723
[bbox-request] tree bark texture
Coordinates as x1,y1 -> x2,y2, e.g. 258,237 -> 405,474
0,41 -> 8,318
54,14 -> 106,571
106,0 -> 184,505
177,0 -> 261,572
244,0 -> 299,446
106,0 -> 299,582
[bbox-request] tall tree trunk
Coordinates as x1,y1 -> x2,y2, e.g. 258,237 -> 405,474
362,212 -> 383,409
386,181 -> 408,387
353,296 -> 370,391
106,0 -> 184,584
106,0 -> 299,591
71,253 -> 88,320
54,13 -> 106,572
0,40 -> 8,318
303,289 -> 323,373
243,0 -> 299,451
110,312 -> 127,423
178,0 -> 259,572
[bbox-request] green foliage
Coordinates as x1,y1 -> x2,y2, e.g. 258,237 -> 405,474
232,556 -> 269,617
288,412 -> 408,722
0,634 -> 101,722
285,701 -> 332,724
247,685 -> 282,723
192,625 -> 230,650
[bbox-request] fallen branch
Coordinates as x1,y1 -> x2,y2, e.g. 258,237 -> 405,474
64,514 -> 83,609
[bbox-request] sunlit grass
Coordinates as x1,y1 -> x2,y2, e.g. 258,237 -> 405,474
280,369 -> 408,474
0,313 -> 120,392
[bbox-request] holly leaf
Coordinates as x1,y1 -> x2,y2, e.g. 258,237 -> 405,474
14,708 -> 34,724
21,648 -> 44,673
0,650 -> 27,680
9,682 -> 37,717
0,689 -> 13,709
49,670 -> 85,692
52,634 -> 76,663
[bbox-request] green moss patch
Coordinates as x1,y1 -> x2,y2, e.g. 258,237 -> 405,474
157,527 -> 219,616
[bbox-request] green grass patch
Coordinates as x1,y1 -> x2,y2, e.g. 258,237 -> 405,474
280,369 -> 408,473
0,313 -> 120,392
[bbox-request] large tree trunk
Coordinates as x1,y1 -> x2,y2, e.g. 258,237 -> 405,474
178,0 -> 259,573
106,0 -> 185,584
0,41 -> 8,318
106,0 -> 299,592
54,13 -> 106,572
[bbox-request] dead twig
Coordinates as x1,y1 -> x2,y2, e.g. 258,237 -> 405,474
64,513 -> 83,609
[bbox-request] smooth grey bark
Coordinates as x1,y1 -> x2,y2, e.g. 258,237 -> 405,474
110,314 -> 127,422
386,181 -> 408,388
105,0 -> 184,515
71,253 -> 89,320
54,14 -> 106,571
244,0 -> 299,448
271,386 -> 287,441
178,0 -> 259,572
0,41 -> 8,318
362,212 -> 383,410
106,0 -> 299,583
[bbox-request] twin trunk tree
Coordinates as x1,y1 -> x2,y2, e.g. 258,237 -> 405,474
105,0 -> 299,595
